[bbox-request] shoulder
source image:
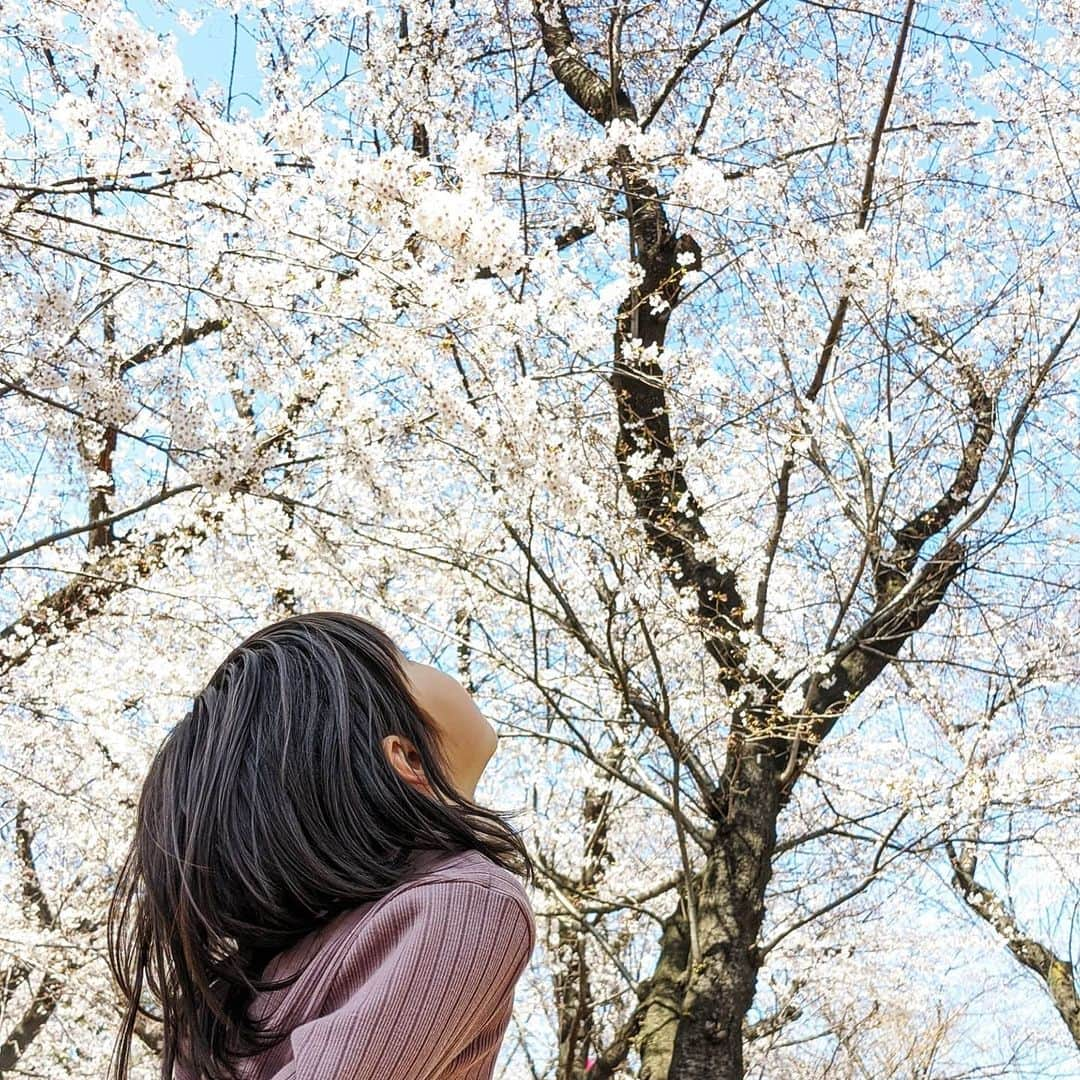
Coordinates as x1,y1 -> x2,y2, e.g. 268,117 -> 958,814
404,847 -> 530,898
385,848 -> 535,946
281,857 -> 536,1075
309,852 -> 535,1014
282,850 -> 535,979
315,849 -> 534,952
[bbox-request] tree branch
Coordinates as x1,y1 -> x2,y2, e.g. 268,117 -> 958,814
532,0 -> 634,124
0,805 -> 63,1072
0,511 -> 220,679
642,0 -> 769,130
948,842 -> 1080,1048
0,484 -> 200,569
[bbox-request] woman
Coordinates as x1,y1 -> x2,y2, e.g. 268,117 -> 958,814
107,612 -> 535,1080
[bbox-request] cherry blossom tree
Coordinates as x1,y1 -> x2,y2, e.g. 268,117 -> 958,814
1,0 -> 1078,1077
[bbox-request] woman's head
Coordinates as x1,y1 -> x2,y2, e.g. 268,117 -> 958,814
107,611 -> 530,1080
394,656 -> 500,800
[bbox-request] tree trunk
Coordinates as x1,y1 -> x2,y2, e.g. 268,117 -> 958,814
638,752 -> 780,1079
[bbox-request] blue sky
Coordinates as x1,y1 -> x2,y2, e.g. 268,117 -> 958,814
2,1 -> 1076,1073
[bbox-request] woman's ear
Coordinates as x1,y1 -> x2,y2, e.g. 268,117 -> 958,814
381,733 -> 432,794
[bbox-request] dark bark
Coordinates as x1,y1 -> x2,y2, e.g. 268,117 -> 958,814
640,756 -> 781,1079
560,783 -> 611,1075
555,917 -> 595,1079
86,420 -> 118,551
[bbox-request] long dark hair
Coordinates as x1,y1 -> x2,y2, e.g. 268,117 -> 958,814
107,611 -> 532,1080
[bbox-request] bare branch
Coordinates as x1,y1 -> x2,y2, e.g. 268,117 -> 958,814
13,804 -> 55,930
873,316 -> 996,598
948,843 -> 1080,1048
0,805 -> 63,1072
0,971 -> 64,1072
642,0 -> 769,130
0,511 -> 220,679
0,484 -> 201,569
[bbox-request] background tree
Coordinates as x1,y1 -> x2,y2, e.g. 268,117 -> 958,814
0,0 -> 1077,1077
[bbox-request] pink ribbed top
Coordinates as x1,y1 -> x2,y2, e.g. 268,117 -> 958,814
174,848 -> 536,1079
